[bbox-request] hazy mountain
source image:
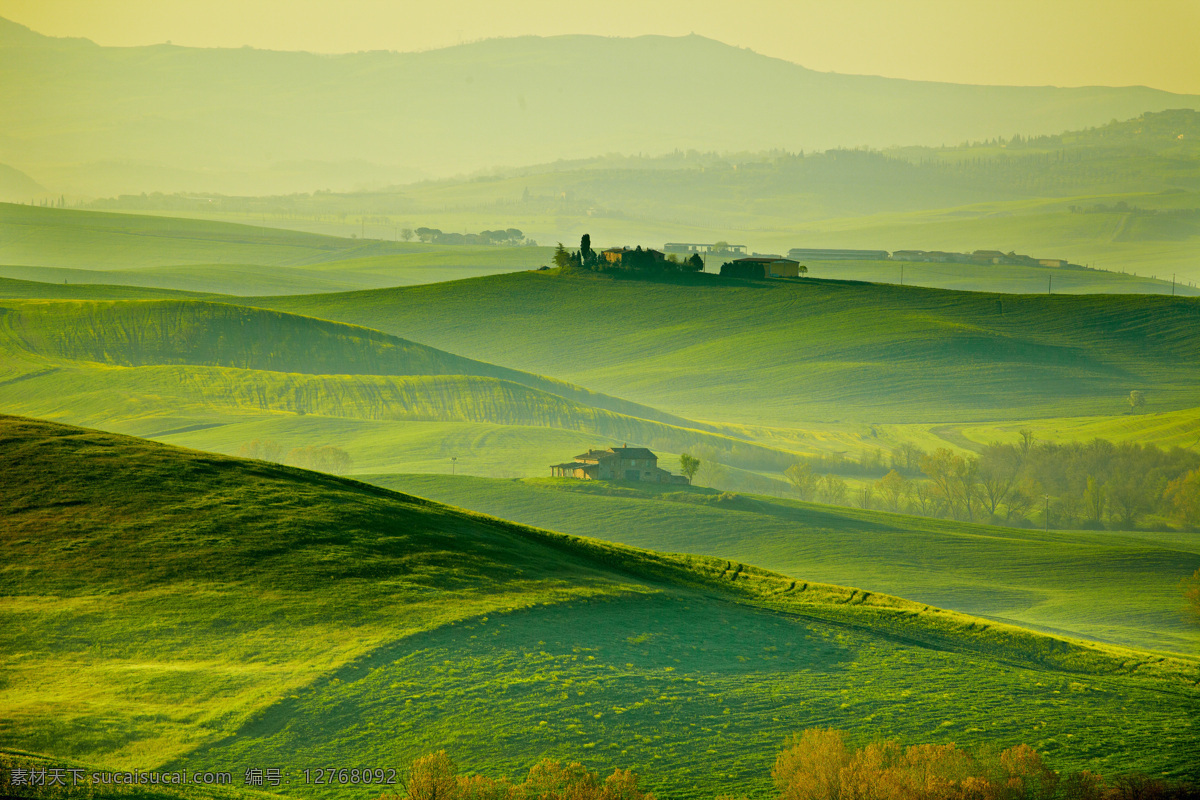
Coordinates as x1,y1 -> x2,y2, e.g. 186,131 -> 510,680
0,161 -> 46,200
2,16 -> 1195,196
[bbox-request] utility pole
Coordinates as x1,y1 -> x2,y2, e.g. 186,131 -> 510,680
1044,495 -> 1050,531
1048,276 -> 1052,295
1172,273 -> 1176,296
451,456 -> 457,475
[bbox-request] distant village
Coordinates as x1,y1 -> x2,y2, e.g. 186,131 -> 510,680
547,237 -> 1080,279
661,243 -> 1078,270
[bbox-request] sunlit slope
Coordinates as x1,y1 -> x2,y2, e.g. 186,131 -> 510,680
0,263 -> 368,296
361,474 -> 1200,655
0,299 -> 798,474
0,299 -> 704,427
0,203 -> 361,268
953,406 -> 1200,451
4,416 -> 1197,797
0,275 -> 216,300
0,414 -> 648,764
255,271 -> 1200,425
2,365 -> 772,464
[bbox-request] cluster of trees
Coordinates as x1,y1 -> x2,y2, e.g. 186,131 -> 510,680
774,728 -> 1199,800
385,751 -> 654,800
414,227 -> 532,245
784,435 -> 1200,530
374,734 -> 1199,800
237,439 -> 354,475
553,235 -> 705,273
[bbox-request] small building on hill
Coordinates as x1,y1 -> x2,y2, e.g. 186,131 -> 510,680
602,247 -> 630,264
663,242 -> 748,256
550,446 -> 689,484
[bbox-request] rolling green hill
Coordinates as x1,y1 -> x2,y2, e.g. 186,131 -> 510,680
953,406 -> 1200,451
88,110 -> 1200,285
0,275 -> 216,300
357,473 -> 1200,656
0,299 -> 804,479
253,270 -> 1200,426
3,415 -> 1198,798
0,204 -> 547,294
0,299 -> 699,425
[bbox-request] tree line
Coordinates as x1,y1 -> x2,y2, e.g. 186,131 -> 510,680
553,234 -> 705,273
773,728 -> 1199,800
782,434 -> 1200,530
370,733 -> 1199,800
414,227 -> 533,245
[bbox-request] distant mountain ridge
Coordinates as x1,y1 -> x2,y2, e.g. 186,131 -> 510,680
0,16 -> 1195,196
0,162 -> 46,200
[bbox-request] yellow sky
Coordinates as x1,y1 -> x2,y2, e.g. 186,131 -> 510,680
3,0 -> 1198,95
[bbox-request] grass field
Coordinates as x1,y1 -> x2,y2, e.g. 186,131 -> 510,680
0,204 -> 550,295
950,407 -> 1200,451
0,275 -> 218,300
253,269 -> 1200,426
0,298 -> 803,479
801,257 -> 1199,297
356,473 -> 1200,656
4,416 -> 1198,800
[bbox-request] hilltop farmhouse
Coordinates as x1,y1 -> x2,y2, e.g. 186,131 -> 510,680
550,446 -> 690,484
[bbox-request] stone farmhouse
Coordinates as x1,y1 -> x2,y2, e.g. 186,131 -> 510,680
550,446 -> 690,484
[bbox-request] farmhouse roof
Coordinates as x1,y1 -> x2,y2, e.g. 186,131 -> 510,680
609,446 -> 658,459
573,446 -> 658,461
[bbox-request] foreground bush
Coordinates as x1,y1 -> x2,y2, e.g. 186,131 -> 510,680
772,729 -> 1198,800
386,752 -> 654,800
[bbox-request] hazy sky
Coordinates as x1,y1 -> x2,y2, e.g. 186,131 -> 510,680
3,0 -> 1198,95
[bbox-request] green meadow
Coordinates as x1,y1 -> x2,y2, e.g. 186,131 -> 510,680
357,473 -> 1200,656
4,32 -> 1200,800
4,416 -> 1198,800
254,269 -> 1200,426
0,298 -> 800,481
949,407 -> 1200,451
0,203 -> 550,295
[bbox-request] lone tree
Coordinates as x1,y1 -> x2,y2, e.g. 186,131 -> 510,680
580,233 -> 594,267
552,242 -> 573,268
679,453 -> 700,482
686,253 -> 704,272
784,462 -> 817,500
1129,390 -> 1146,411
